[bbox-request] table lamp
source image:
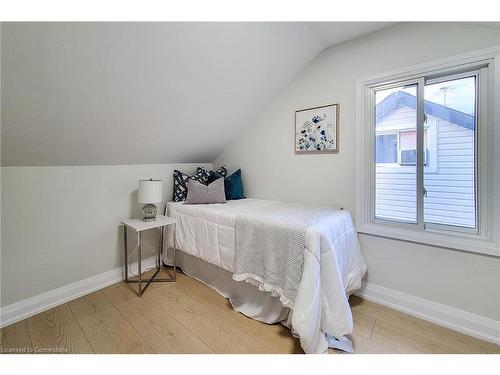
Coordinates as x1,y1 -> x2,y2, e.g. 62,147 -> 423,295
138,179 -> 162,221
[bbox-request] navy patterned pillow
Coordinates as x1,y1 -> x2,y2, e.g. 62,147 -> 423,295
193,167 -> 210,184
172,167 -> 210,202
207,165 -> 228,184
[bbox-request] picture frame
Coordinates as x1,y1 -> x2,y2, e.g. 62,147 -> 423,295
295,103 -> 339,154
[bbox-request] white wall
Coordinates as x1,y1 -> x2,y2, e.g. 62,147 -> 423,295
0,163 -> 211,307
215,23 -> 500,321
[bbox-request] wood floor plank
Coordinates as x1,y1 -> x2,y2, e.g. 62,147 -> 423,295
350,309 -> 376,339
27,304 -> 93,354
144,283 -> 277,353
68,291 -> 154,353
350,332 -> 398,354
0,320 -> 33,354
117,297 -> 213,353
174,274 -> 302,353
371,316 -> 462,354
351,296 -> 499,354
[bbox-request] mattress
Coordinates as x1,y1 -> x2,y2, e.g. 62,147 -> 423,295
166,198 -> 273,273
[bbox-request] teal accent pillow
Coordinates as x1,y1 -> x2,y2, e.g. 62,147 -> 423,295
224,169 -> 245,200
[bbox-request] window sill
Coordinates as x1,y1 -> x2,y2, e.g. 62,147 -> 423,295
358,222 -> 499,257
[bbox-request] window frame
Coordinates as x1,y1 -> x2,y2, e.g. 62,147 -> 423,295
356,46 -> 499,257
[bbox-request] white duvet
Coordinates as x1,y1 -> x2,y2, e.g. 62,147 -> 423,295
166,198 -> 367,353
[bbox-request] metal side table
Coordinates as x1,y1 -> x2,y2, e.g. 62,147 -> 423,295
121,215 -> 176,296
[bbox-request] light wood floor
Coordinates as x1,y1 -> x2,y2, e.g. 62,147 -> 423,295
1,269 -> 499,354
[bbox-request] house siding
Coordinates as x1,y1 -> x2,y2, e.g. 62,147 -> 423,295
375,105 -> 476,228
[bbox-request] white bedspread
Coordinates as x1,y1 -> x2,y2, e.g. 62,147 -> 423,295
233,201 -> 343,310
166,198 -> 367,353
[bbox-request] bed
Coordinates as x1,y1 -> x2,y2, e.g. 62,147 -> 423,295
165,198 -> 367,353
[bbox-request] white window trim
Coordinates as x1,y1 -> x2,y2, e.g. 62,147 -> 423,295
356,45 -> 500,257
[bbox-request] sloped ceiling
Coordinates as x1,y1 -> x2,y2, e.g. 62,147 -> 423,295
306,22 -> 396,47
1,22 -> 393,166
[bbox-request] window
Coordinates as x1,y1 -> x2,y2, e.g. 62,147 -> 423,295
373,75 -> 475,226
375,134 -> 397,163
398,130 -> 428,166
375,130 -> 429,165
356,48 -> 498,256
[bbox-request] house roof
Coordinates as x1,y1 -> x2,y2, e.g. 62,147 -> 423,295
376,91 -> 474,130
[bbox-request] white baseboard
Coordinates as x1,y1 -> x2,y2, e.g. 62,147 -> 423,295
355,281 -> 500,345
0,256 -> 157,328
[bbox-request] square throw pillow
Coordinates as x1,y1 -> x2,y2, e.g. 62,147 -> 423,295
172,167 -> 210,202
207,165 -> 228,184
224,169 -> 245,200
192,167 -> 210,184
184,178 -> 227,204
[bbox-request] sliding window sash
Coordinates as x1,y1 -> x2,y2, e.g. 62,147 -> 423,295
423,69 -> 483,235
416,77 -> 425,231
368,78 -> 424,229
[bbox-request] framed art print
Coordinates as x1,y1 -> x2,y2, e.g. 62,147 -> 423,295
295,103 -> 339,153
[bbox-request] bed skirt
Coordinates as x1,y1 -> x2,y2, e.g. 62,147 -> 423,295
163,247 -> 290,325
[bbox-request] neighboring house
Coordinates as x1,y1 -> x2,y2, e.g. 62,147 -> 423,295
375,91 -> 476,228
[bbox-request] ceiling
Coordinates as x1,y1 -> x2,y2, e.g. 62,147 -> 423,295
1,22 -> 395,166
306,22 -> 396,48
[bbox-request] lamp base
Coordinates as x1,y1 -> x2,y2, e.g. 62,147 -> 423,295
142,203 -> 157,222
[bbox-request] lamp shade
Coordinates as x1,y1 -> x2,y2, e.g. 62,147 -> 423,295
138,179 -> 163,204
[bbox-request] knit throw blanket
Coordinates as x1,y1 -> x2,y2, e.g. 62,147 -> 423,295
233,201 -> 340,309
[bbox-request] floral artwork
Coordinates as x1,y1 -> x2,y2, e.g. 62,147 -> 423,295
295,104 -> 338,153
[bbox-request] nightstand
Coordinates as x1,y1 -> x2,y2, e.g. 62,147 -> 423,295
121,215 -> 176,296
